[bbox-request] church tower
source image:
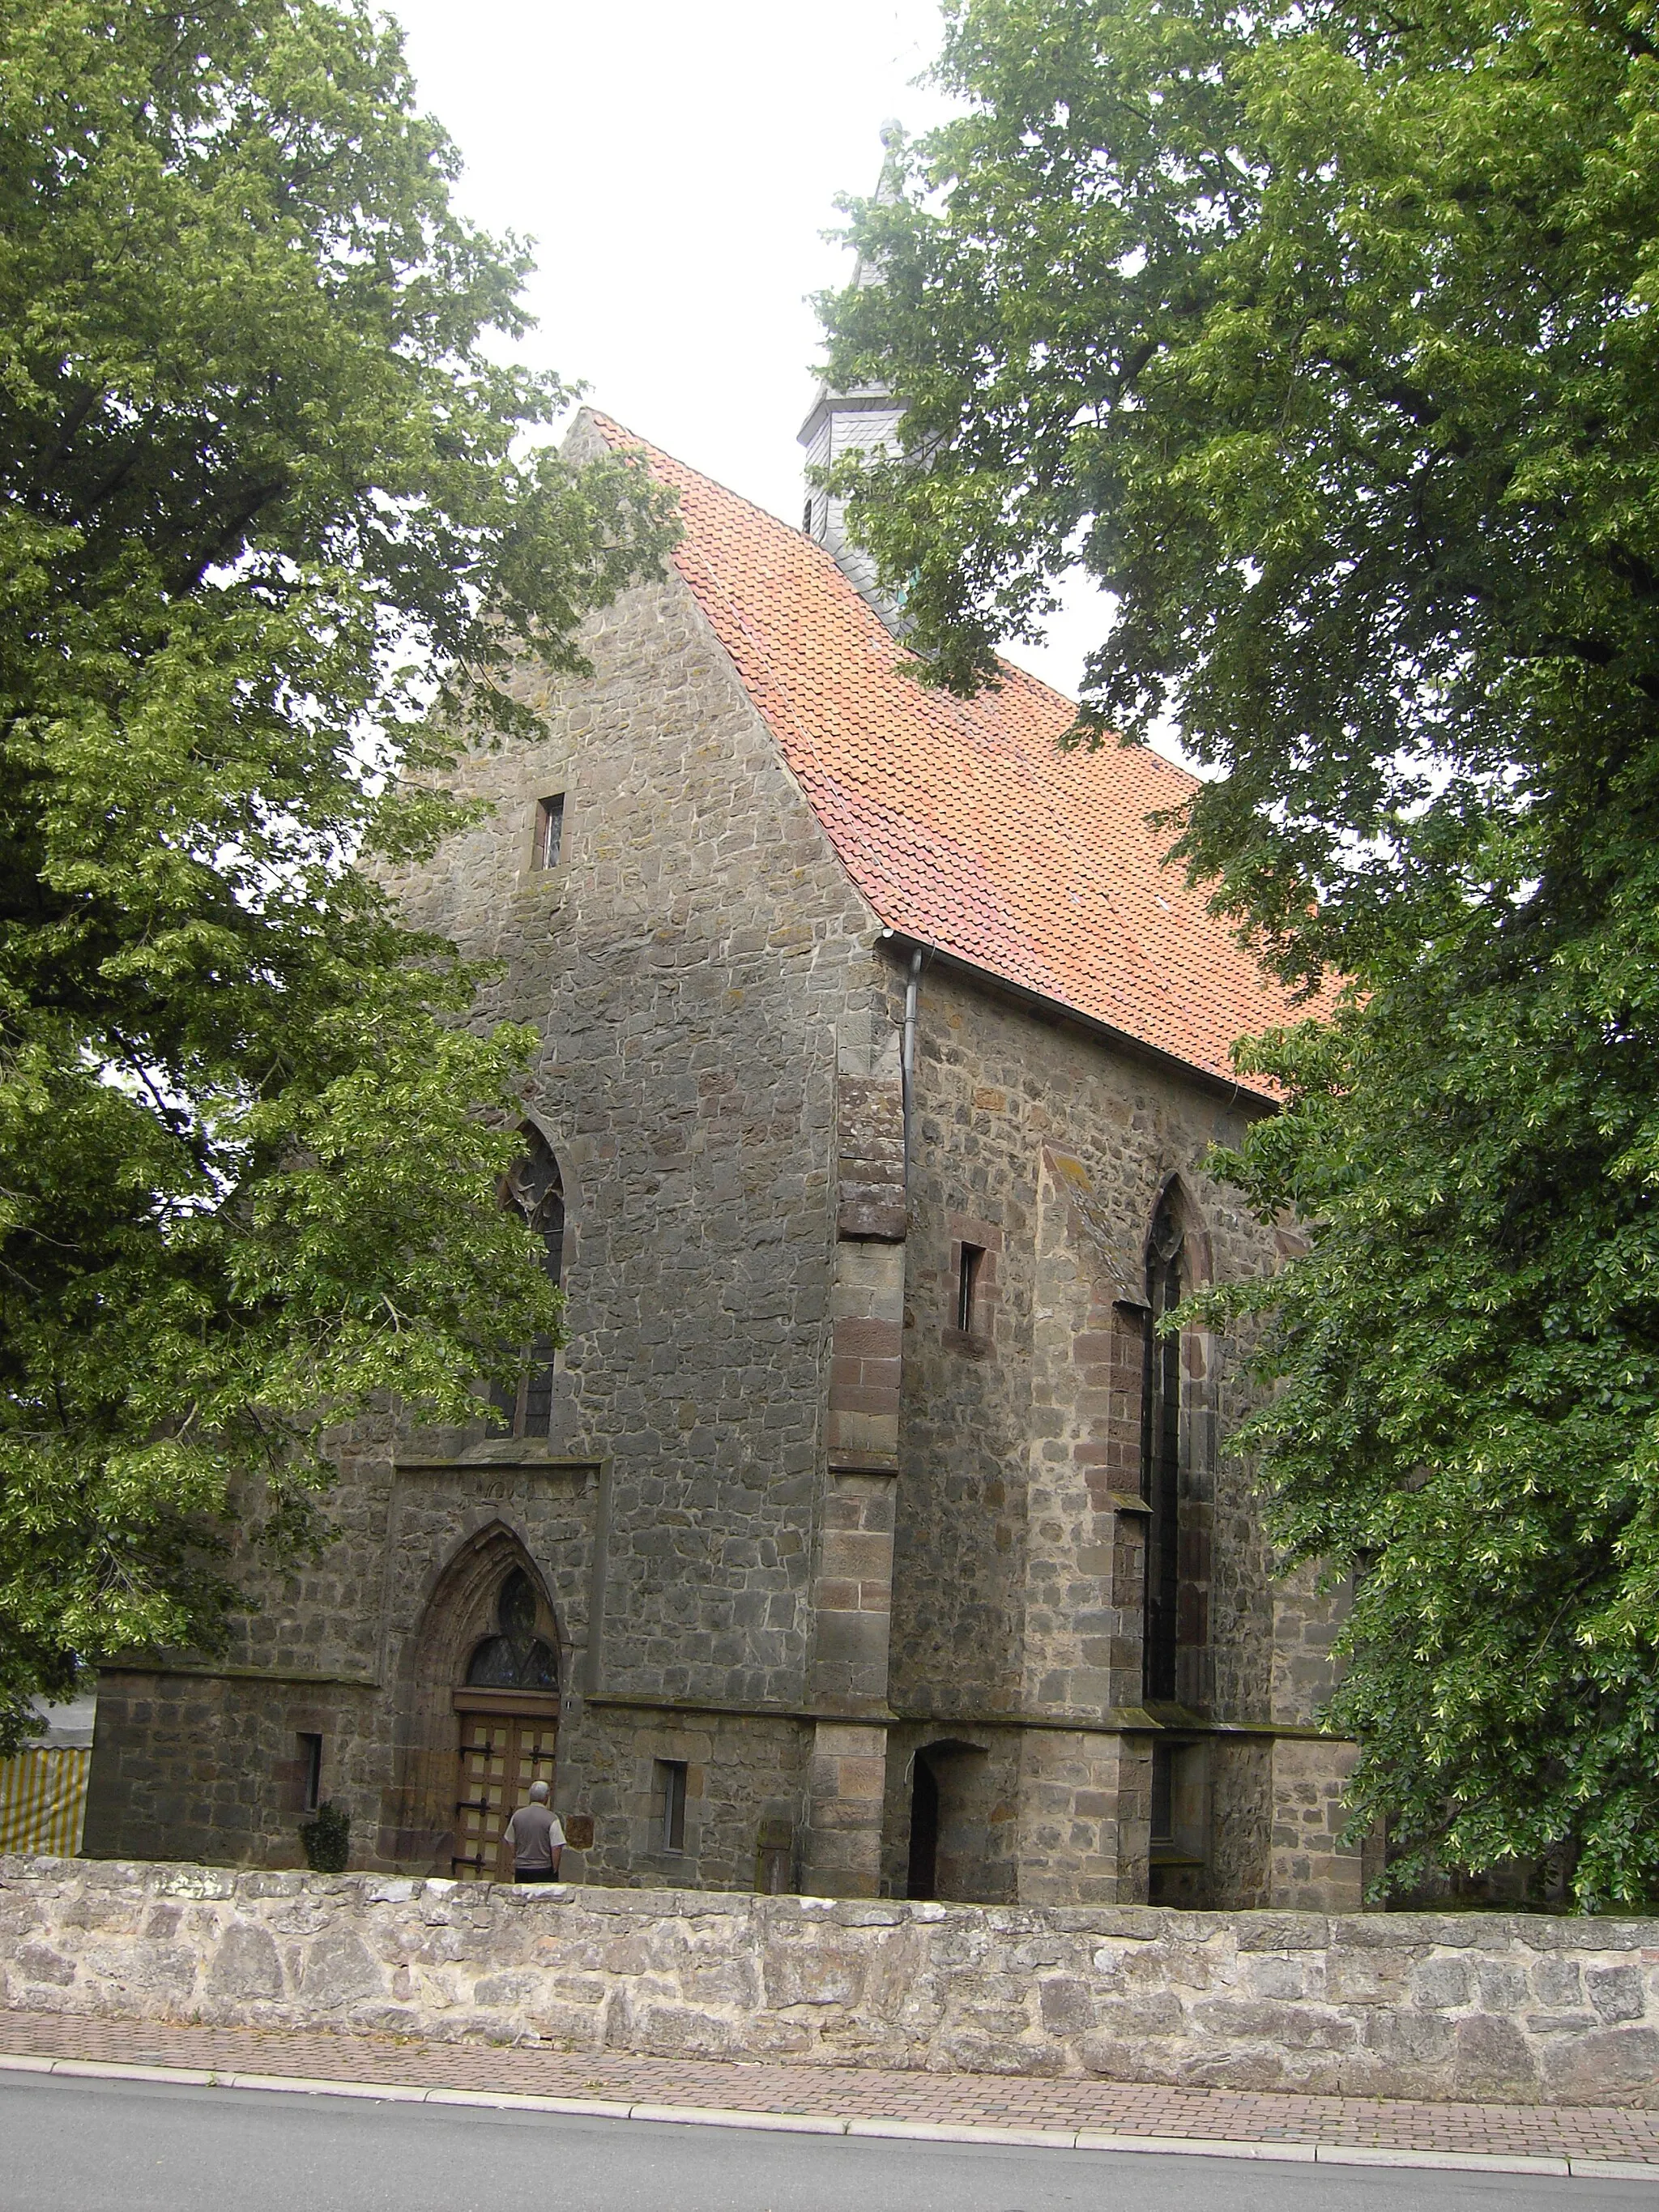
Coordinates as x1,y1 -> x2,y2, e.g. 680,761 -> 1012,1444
797,378 -> 904,626
799,131 -> 907,630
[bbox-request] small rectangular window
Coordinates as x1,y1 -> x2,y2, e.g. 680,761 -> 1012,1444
957,1243 -> 984,1334
533,792 -> 565,870
298,1732 -> 322,1814
658,1758 -> 688,1853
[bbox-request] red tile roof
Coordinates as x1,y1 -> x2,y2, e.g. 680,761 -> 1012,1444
589,411 -> 1310,1097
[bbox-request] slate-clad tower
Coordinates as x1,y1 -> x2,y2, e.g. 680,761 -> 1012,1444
83,410 -> 1362,1911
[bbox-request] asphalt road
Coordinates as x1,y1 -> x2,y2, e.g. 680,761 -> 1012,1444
1,2069 -> 1647,2212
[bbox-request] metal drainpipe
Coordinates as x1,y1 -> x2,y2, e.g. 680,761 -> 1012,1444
901,946 -> 925,1194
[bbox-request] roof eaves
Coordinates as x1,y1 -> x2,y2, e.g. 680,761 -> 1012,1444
876,928 -> 1277,1111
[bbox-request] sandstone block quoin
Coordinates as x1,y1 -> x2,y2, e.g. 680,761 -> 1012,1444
3,1857 -> 1657,2107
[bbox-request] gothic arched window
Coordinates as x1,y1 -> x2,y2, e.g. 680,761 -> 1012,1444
465,1567 -> 559,1690
490,1124 -> 564,1439
1143,1191 -> 1184,1703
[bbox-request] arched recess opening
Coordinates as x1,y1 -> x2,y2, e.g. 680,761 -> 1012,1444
490,1123 -> 565,1440
386,1526 -> 562,1879
906,1740 -> 992,1901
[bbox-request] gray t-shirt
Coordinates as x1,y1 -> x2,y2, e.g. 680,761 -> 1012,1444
502,1804 -> 565,1868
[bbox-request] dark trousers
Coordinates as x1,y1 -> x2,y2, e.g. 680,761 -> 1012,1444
514,1866 -> 556,1883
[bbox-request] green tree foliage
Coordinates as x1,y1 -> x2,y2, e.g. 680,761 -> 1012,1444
823,0 -> 1659,1903
0,1 -> 676,1745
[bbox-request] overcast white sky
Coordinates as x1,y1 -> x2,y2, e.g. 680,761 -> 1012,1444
386,0 -> 1116,702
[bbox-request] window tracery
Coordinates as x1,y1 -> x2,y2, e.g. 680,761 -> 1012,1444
465,1566 -> 558,1691
490,1124 -> 563,1438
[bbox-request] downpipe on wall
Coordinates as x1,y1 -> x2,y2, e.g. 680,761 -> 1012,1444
899,942 -> 925,1194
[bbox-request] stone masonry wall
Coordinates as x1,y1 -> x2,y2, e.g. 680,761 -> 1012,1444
4,1858 -> 1657,2107
895,959 -> 1296,1736
83,1450 -> 603,1871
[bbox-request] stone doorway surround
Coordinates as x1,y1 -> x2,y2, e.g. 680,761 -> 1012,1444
382,1501 -> 575,1875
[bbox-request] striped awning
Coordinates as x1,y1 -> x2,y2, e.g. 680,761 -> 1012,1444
0,1746 -> 90,1856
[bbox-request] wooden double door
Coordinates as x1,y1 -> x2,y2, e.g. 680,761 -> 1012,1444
451,1698 -> 559,1881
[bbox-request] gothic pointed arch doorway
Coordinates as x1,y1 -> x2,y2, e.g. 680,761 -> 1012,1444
451,1565 -> 561,1881
386,1524 -> 573,1875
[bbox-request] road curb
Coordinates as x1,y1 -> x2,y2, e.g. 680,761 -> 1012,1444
846,2116 -> 1081,2148
1316,2145 -> 1572,2176
1074,2129 -> 1316,2161
1,2053 -> 1650,2180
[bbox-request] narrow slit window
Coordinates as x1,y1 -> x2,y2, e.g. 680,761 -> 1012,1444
658,1759 -> 688,1853
533,792 -> 565,870
957,1243 -> 984,1334
298,1732 -> 322,1814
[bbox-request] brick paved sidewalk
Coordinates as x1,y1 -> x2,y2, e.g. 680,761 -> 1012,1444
2,2007 -> 1657,2172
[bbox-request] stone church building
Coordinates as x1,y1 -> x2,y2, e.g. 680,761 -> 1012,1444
83,399 -> 1360,1910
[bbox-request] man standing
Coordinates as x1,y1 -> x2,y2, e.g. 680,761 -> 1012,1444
501,1778 -> 564,1884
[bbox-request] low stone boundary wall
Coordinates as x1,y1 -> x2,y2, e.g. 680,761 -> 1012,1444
2,1855 -> 1655,2106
